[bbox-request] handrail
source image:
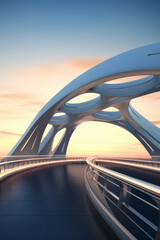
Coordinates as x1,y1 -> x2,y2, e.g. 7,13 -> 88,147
0,155 -> 86,166
0,156 -> 86,180
0,157 -> 52,166
96,159 -> 160,173
86,156 -> 160,240
86,156 -> 160,196
96,157 -> 160,167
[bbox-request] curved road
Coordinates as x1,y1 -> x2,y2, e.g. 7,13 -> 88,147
0,163 -> 118,240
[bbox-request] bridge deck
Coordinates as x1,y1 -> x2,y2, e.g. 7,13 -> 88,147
0,163 -> 118,240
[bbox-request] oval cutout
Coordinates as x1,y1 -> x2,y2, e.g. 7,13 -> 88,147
50,113 -> 69,126
67,93 -> 100,104
131,92 -> 160,128
102,107 -> 118,112
106,75 -> 149,84
53,112 -> 66,117
66,122 -> 149,158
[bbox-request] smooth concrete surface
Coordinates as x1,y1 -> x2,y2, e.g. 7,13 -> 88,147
0,163 -> 118,240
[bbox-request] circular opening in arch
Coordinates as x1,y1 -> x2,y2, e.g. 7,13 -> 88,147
67,93 -> 100,104
131,92 -> 160,128
66,122 -> 149,158
106,75 -> 149,84
53,112 -> 66,117
102,107 -> 118,112
52,128 -> 66,153
51,112 -> 69,126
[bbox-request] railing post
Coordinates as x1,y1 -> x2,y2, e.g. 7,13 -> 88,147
118,183 -> 131,207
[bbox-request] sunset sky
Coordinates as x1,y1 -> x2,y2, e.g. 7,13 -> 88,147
0,0 -> 160,157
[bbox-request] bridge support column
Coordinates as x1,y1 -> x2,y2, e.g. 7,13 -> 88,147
53,126 -> 76,156
113,119 -> 160,160
38,126 -> 55,155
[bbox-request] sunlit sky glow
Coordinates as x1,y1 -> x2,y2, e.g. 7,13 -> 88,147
0,0 -> 160,157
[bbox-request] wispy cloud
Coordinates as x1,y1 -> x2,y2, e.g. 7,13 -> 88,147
67,58 -> 105,69
0,93 -> 45,106
0,57 -> 105,104
0,92 -> 46,119
24,57 -> 105,77
28,100 -> 46,106
0,93 -> 35,104
151,121 -> 160,125
0,130 -> 22,136
0,57 -> 104,100
0,93 -> 34,100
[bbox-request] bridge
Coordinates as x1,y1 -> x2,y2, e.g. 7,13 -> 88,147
0,156 -> 160,239
0,43 -> 160,239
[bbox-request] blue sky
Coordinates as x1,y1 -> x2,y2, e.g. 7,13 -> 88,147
1,0 -> 160,67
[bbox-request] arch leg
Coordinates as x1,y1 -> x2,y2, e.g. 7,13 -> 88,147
53,127 -> 76,156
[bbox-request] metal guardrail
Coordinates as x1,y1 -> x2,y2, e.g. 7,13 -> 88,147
0,155 -> 88,162
97,157 -> 160,168
85,156 -> 160,240
0,155 -> 86,177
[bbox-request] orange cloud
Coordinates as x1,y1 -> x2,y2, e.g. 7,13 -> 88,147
28,100 -> 46,106
0,92 -> 46,121
67,58 -> 105,69
0,93 -> 45,107
23,57 -> 105,77
0,130 -> 22,136
0,93 -> 34,100
151,121 -> 160,125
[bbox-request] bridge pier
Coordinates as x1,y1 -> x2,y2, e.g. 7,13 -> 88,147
53,126 -> 76,156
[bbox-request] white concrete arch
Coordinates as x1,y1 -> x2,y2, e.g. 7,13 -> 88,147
8,43 -> 160,159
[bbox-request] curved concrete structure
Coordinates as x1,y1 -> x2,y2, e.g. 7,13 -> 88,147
8,43 -> 160,159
